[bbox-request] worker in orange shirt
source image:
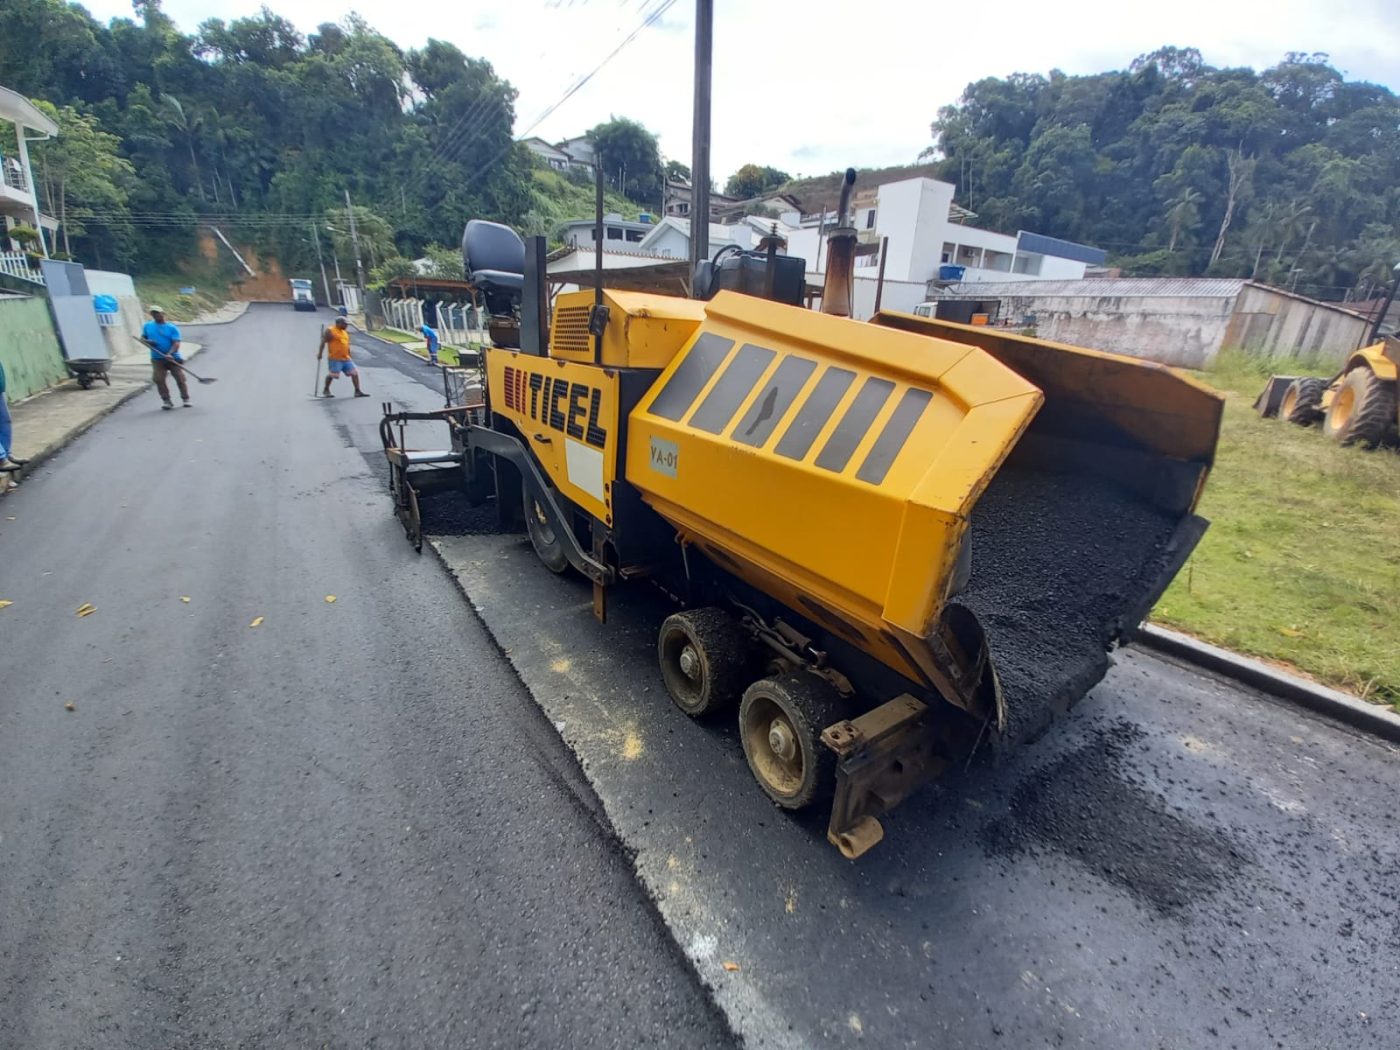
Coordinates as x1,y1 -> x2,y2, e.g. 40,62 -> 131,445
318,317 -> 369,398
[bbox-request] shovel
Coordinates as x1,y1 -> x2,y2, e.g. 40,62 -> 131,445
138,337 -> 218,384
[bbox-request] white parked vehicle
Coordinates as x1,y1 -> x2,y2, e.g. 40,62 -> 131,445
290,278 -> 316,312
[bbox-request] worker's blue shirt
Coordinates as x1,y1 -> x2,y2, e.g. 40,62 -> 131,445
142,320 -> 183,361
420,326 -> 439,348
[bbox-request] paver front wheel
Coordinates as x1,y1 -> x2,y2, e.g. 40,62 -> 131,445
1323,367 -> 1395,447
657,608 -> 752,717
739,674 -> 846,810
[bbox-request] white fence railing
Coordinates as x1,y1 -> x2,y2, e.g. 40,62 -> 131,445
0,251 -> 43,285
382,298 -> 488,348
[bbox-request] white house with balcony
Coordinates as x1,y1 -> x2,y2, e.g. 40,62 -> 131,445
0,85 -> 59,278
784,176 -> 1104,290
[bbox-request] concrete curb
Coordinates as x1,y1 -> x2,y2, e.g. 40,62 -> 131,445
1135,624 -> 1400,745
182,301 -> 250,326
18,344 -> 203,475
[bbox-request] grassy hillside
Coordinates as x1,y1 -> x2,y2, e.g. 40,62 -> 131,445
778,163 -> 940,214
527,169 -> 649,235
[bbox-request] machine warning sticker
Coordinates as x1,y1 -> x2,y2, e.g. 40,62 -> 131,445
649,436 -> 679,478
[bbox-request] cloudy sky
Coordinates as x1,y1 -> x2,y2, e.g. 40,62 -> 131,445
82,0 -> 1400,180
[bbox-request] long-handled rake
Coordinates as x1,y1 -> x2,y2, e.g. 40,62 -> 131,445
313,324 -> 325,397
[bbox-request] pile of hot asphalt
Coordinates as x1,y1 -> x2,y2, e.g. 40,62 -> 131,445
953,464 -> 1182,747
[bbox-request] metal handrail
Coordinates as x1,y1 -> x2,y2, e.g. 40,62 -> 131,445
0,251 -> 44,284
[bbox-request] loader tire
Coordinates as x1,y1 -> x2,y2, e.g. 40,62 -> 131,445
739,674 -> 846,811
523,487 -> 569,574
657,608 -> 752,717
1281,377 -> 1326,426
1323,368 -> 1395,448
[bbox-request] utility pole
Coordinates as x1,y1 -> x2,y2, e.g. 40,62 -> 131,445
688,0 -> 713,290
344,188 -> 366,299
311,221 -> 332,308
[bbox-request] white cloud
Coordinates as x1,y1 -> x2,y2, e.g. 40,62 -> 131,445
82,0 -> 1400,182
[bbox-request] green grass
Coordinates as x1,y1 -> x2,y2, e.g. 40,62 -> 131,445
528,169 -> 643,231
132,273 -> 232,323
375,327 -> 473,367
1152,349 -> 1400,709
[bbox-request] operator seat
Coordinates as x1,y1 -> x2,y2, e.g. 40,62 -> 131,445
462,220 -> 524,313
462,219 -> 525,349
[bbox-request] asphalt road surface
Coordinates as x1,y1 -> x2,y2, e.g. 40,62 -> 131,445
348,323 -> 1398,1049
0,306 -> 735,1049
431,531 -> 1400,1050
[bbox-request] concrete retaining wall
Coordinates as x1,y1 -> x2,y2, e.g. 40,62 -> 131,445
993,292 -> 1235,368
0,294 -> 67,400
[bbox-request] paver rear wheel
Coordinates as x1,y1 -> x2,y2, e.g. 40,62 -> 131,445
739,674 -> 846,810
1281,377 -> 1326,425
657,608 -> 752,717
1323,368 -> 1395,448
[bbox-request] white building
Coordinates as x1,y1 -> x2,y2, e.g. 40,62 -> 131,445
637,216 -> 762,259
558,215 -> 656,250
784,176 -> 1104,288
0,85 -> 59,264
521,137 -> 575,172
555,135 -> 597,170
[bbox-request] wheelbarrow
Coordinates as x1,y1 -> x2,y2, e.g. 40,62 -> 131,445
67,359 -> 111,389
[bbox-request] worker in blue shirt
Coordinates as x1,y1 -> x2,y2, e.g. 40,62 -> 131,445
419,323 -> 440,366
0,357 -> 24,495
141,305 -> 190,409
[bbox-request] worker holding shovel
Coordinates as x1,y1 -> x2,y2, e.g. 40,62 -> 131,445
142,305 -> 191,409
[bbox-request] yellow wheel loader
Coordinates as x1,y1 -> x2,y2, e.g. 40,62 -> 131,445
1258,339 -> 1400,448
387,203 -> 1223,858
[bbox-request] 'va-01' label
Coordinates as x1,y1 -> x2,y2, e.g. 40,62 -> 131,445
649,436 -> 679,478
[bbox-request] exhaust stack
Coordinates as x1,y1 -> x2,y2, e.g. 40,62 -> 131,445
821,168 -> 858,317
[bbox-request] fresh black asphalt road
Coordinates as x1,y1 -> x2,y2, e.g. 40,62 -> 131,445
0,306 -> 735,1049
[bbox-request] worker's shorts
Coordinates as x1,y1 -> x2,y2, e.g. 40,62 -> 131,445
327,359 -> 357,376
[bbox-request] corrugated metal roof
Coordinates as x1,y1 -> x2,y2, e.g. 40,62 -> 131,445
938,277 -> 1248,299
1015,231 -> 1107,265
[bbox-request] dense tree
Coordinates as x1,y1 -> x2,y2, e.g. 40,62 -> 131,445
926,50 -> 1400,299
723,163 -> 791,199
587,117 -> 662,204
30,101 -> 136,259
0,0 -> 537,275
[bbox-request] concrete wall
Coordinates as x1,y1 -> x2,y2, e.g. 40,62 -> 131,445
0,293 -> 67,400
86,268 -> 144,358
988,291 -> 1237,368
1223,284 -> 1371,367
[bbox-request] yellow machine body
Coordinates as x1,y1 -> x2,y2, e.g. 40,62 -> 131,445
548,289 -> 707,369
625,292 -> 1046,693
485,349 -> 623,524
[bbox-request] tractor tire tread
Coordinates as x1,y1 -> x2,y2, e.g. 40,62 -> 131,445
1284,376 -> 1326,425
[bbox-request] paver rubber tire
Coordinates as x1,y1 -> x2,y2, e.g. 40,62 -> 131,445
657,608 -> 753,718
523,486 -> 569,574
1281,376 -> 1326,426
739,673 -> 847,811
1322,368 -> 1395,448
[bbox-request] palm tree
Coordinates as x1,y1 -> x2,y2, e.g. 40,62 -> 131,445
1165,188 -> 1202,252
161,94 -> 205,202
